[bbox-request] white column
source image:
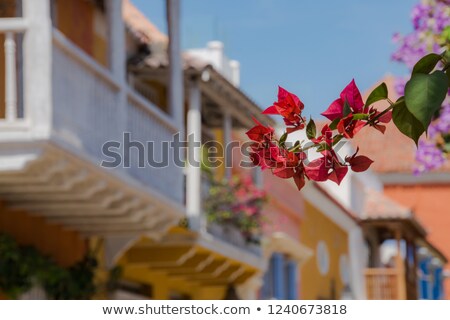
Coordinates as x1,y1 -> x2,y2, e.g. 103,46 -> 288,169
223,109 -> 232,179
108,0 -> 127,138
166,0 -> 184,135
22,0 -> 52,136
186,79 -> 202,231
229,60 -> 240,87
108,0 -> 125,83
349,227 -> 368,299
4,32 -> 17,121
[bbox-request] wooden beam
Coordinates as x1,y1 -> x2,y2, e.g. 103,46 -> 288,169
395,228 -> 407,300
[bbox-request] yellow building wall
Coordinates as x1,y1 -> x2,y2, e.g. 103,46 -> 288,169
300,201 -> 349,299
122,266 -> 227,300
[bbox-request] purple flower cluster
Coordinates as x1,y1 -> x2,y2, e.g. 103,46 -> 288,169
392,0 -> 450,174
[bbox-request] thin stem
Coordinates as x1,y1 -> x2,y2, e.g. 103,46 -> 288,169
300,143 -> 317,153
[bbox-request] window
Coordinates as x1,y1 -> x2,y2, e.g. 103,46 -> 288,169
316,241 -> 330,276
261,253 -> 298,299
339,254 -> 350,285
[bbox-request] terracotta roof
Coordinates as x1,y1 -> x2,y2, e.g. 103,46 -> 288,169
123,0 -> 168,45
352,75 -> 450,173
362,188 -> 412,220
362,188 -> 428,237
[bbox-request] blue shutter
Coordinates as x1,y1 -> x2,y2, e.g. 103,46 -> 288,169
432,266 -> 443,300
418,257 -> 430,300
261,260 -> 272,299
272,253 -> 285,299
286,260 -> 298,300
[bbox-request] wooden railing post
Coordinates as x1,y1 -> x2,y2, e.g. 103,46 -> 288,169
395,229 -> 407,299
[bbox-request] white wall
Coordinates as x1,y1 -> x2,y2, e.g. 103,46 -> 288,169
186,41 -> 240,87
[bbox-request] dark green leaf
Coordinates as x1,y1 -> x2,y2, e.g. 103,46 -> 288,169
365,82 -> 388,107
446,68 -> 450,87
279,132 -> 288,145
329,117 -> 340,130
392,99 -> 425,145
306,118 -> 316,140
343,100 -> 352,117
333,134 -> 344,146
404,71 -> 448,129
412,53 -> 442,75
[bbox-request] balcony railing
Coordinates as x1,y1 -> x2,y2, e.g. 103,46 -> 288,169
200,173 -> 262,256
365,268 -> 400,299
51,29 -> 183,204
0,18 -> 26,124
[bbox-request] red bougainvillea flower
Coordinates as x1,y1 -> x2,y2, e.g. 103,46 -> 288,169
311,124 -> 333,145
321,79 -> 366,121
273,149 -> 300,179
249,142 -> 277,170
345,147 -> 374,172
305,146 -> 348,185
246,117 -> 274,142
293,167 -> 306,190
263,86 -> 306,133
337,114 -> 366,139
367,107 -> 393,134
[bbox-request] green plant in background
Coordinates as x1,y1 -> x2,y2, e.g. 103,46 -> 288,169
0,234 -> 35,299
0,233 -> 120,299
204,175 -> 268,244
38,255 -> 97,300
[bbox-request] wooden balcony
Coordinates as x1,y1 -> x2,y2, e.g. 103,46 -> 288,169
0,15 -> 185,239
365,268 -> 405,300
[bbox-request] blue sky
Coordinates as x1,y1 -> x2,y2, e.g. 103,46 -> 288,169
133,0 -> 416,118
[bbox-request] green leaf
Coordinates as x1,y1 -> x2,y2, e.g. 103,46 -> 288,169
279,132 -> 288,145
443,143 -> 450,153
315,141 -> 332,152
329,117 -> 340,130
352,113 -> 369,120
306,118 -> 316,140
446,68 -> 450,87
392,98 -> 425,145
289,141 -> 301,152
343,100 -> 352,117
404,71 -> 448,129
442,50 -> 450,64
333,134 -> 344,146
412,53 -> 442,75
365,82 -> 388,107
441,27 -> 450,44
